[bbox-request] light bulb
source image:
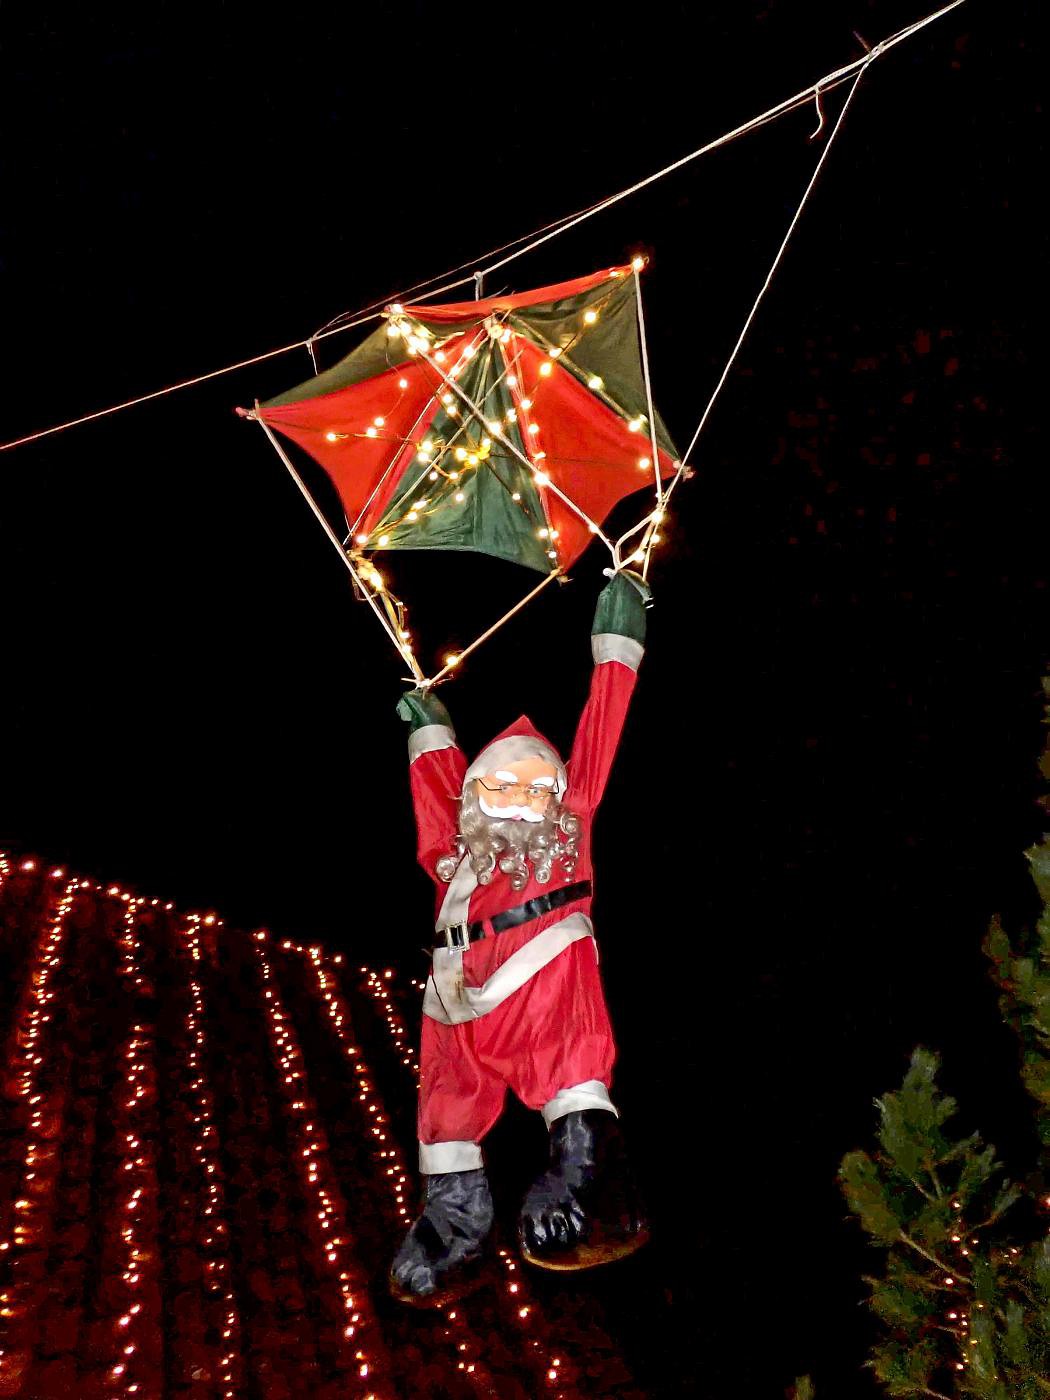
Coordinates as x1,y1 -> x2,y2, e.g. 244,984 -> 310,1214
631,255 -> 646,270
416,451 -> 430,464
435,350 -> 446,363
429,470 -> 439,481
454,447 -> 468,462
507,374 -> 518,387
511,491 -> 521,501
548,347 -> 562,358
534,471 -> 550,486
407,511 -> 418,522
539,363 -> 553,377
445,654 -> 460,667
587,375 -> 603,390
355,534 -> 368,545
373,416 -> 385,427
455,491 -> 465,502
377,535 -> 390,547
538,528 -> 549,539
398,378 -> 409,389
528,423 -> 540,435
583,309 -> 598,324
639,456 -> 651,469
365,426 -> 378,438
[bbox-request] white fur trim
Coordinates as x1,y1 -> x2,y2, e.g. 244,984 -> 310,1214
419,1139 -> 483,1173
542,1080 -> 619,1126
409,723 -> 458,760
591,633 -> 644,671
436,856 -> 478,930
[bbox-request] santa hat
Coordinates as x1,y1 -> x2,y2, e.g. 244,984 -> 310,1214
462,715 -> 567,797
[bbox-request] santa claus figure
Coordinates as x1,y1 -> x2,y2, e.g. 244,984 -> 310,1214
390,569 -> 651,1304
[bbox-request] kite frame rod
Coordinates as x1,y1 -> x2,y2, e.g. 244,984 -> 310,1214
253,409 -> 425,682
414,343 -> 616,559
422,567 -> 564,689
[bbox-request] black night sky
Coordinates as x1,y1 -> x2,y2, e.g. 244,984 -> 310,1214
1,3 -> 1043,1393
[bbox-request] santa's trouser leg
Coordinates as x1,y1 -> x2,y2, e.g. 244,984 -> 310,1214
389,1021 -> 501,1306
513,943 -> 649,1270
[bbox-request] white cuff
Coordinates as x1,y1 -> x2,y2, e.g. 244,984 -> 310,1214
418,1139 -> 483,1173
409,723 -> 457,761
591,633 -> 643,671
542,1079 -> 618,1127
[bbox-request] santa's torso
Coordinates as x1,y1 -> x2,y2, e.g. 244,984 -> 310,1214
431,812 -> 595,994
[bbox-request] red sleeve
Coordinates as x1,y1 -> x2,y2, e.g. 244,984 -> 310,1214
566,658 -> 638,815
409,741 -> 467,878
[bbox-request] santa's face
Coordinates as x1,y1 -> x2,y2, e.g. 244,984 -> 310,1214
474,755 -> 559,824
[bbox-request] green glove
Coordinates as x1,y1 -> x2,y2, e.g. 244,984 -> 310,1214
592,568 -> 651,644
396,687 -> 453,732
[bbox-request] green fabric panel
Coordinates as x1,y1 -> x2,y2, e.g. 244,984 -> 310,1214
261,324 -> 412,409
365,351 -> 551,573
514,277 -> 677,459
396,688 -> 453,731
591,570 -> 648,643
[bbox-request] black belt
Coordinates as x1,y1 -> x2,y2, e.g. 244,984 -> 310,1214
434,880 -> 592,951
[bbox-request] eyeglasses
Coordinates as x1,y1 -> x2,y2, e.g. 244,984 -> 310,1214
476,777 -> 557,802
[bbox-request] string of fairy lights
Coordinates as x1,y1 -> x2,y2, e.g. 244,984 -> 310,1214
105,893 -> 161,1400
0,853 -> 628,1395
283,942 -> 498,1392
251,929 -> 389,1397
0,865 -> 80,1386
360,968 -> 572,1394
175,912 -> 243,1397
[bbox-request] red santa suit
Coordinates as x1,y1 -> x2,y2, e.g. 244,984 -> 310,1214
405,626 -> 643,1174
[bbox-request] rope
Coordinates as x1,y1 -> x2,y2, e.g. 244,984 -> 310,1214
0,1 -> 963,456
479,2 -> 964,279
649,60 -> 873,567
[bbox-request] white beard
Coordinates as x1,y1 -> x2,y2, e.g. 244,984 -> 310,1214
437,785 -> 581,891
478,794 -> 546,823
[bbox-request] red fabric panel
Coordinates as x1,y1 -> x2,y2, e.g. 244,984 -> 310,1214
508,338 -> 677,568
257,354 -> 458,524
418,938 -> 616,1139
402,266 -> 631,324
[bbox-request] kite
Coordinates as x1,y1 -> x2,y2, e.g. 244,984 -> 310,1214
243,260 -> 681,682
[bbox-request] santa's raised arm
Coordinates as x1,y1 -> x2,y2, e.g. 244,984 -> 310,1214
390,570 -> 650,1305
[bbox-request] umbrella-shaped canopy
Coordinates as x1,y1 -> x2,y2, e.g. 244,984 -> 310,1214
255,265 -> 678,575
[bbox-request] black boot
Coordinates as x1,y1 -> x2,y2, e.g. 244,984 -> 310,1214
518,1109 -> 649,1270
390,1168 -> 494,1306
